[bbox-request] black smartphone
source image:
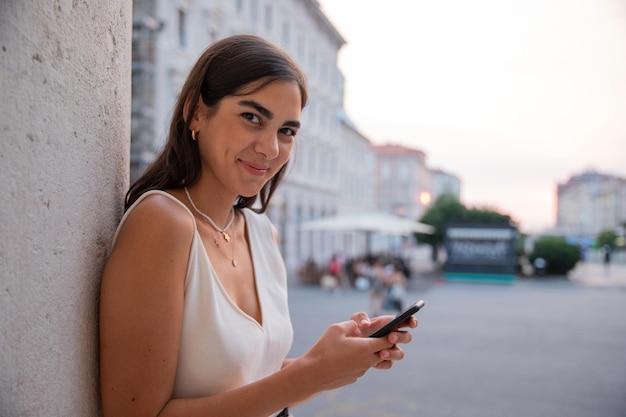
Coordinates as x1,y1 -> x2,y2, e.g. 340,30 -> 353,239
368,299 -> 425,338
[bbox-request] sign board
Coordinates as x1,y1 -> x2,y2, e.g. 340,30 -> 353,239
443,223 -> 518,283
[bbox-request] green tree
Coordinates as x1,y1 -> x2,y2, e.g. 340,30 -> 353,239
465,207 -> 513,224
529,236 -> 580,275
416,194 -> 513,262
596,229 -> 617,249
416,194 -> 466,261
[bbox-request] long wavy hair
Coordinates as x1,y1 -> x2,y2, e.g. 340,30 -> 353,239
125,34 -> 308,211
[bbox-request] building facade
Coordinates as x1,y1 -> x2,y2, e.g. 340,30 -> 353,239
431,168 -> 462,201
338,113 -> 376,214
372,144 -> 432,220
331,112 -> 377,257
556,170 -> 626,238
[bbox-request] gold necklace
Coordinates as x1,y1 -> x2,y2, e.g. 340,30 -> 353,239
184,187 -> 234,241
184,187 -> 237,267
211,231 -> 237,268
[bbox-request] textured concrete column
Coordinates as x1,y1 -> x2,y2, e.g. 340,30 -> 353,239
0,1 -> 131,415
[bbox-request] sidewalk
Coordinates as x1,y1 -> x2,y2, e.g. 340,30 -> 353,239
568,260 -> 626,289
407,259 -> 626,291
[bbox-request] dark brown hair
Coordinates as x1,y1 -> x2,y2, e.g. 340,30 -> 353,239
125,34 -> 308,211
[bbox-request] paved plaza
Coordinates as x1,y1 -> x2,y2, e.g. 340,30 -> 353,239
287,261 -> 626,417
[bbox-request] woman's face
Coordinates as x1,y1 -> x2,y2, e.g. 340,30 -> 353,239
192,80 -> 302,199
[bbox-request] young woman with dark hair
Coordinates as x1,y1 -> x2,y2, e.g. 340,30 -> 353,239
99,34 -> 417,417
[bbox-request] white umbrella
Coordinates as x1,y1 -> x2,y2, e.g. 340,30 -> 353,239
300,211 -> 434,254
300,211 -> 434,235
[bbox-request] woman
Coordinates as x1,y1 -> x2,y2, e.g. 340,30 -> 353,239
99,34 -> 417,417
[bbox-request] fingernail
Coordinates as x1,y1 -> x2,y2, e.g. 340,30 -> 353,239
389,334 -> 398,343
360,319 -> 369,327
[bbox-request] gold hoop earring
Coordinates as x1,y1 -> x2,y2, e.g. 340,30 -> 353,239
191,130 -> 198,141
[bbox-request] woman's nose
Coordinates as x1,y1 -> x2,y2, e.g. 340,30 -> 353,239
254,130 -> 279,159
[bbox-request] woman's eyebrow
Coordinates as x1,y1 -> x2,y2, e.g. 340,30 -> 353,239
284,120 -> 301,129
238,100 -> 273,119
238,100 -> 301,128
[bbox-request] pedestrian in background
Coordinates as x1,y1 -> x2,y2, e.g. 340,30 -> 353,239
603,244 -> 612,265
603,244 -> 612,276
369,257 -> 388,316
384,261 -> 408,312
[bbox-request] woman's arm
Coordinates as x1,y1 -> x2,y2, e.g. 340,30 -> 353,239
99,194 -> 194,417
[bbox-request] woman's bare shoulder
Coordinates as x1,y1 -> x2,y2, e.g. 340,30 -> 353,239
130,191 -> 191,221
112,191 -> 195,257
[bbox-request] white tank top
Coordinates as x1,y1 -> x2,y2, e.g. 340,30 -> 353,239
115,191 -> 293,411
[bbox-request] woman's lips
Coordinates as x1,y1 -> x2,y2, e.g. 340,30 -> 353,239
239,160 -> 269,177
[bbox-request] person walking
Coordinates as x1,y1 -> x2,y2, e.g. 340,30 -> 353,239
384,261 -> 408,312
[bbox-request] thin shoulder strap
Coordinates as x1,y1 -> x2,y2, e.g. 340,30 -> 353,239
111,190 -> 197,247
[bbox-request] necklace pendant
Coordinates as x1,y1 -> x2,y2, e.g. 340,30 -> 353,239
232,259 -> 237,267
222,231 -> 231,242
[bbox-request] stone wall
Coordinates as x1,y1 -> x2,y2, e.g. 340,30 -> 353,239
0,1 -> 131,415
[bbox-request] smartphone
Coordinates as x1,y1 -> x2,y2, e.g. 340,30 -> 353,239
368,299 -> 425,338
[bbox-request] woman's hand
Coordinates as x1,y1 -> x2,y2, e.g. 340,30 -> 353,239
297,320 -> 396,392
349,311 -> 417,369
283,311 -> 418,398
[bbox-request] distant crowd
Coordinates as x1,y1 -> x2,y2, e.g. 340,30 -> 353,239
298,254 -> 412,315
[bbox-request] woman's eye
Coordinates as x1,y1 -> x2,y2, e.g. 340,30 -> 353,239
280,127 -> 297,137
242,113 -> 260,124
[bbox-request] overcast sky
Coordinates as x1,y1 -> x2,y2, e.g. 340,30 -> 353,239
317,0 -> 626,233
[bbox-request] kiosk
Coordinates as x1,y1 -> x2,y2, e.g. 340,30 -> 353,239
443,222 -> 518,283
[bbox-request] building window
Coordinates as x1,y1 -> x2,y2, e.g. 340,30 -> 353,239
282,21 -> 290,45
308,100 -> 316,130
250,0 -> 258,23
264,5 -> 273,31
178,8 -> 187,48
380,162 -> 391,179
321,58 -> 328,82
399,164 -> 409,180
297,35 -> 305,62
309,50 -> 316,74
308,147 -> 315,175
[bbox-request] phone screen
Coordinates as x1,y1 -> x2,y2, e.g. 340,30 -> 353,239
368,299 -> 425,337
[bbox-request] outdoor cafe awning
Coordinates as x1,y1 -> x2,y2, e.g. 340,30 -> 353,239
300,211 -> 435,235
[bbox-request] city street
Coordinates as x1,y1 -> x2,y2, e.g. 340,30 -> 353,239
287,262 -> 626,417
